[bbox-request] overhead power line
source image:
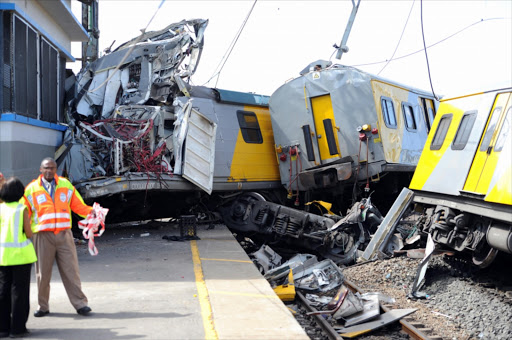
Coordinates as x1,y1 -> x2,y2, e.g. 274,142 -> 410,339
203,0 -> 258,88
420,0 -> 439,100
378,0 -> 415,76
351,17 -> 508,68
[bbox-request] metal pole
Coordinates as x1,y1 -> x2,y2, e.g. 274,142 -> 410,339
335,0 -> 361,60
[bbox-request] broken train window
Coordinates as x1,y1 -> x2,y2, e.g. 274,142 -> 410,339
237,110 -> 263,144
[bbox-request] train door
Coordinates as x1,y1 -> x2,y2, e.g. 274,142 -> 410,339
311,95 -> 340,162
463,92 -> 512,195
176,100 -> 217,195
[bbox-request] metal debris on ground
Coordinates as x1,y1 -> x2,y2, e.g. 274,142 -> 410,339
250,245 -> 283,274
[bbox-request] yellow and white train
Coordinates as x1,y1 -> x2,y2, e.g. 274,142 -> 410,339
405,88 -> 511,266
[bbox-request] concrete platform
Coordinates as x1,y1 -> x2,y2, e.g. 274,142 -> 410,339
25,221 -> 309,339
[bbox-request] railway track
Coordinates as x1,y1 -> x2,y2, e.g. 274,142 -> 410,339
293,279 -> 443,340
344,279 -> 442,340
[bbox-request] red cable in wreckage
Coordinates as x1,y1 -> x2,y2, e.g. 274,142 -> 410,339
80,117 -> 173,175
78,202 -> 109,256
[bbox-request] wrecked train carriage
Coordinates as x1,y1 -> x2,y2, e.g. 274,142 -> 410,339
268,62 -> 439,214
363,88 -> 512,267
219,62 -> 439,263
58,19 -> 287,222
60,87 -> 284,222
73,18 -> 208,118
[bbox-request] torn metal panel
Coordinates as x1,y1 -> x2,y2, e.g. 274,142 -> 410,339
304,293 -> 337,309
250,245 -> 282,274
58,142 -> 104,183
336,308 -> 417,338
336,293 -> 379,326
408,233 -> 435,299
293,259 -> 344,292
306,285 -> 349,316
264,254 -> 318,281
75,19 -> 208,119
360,187 -> 415,261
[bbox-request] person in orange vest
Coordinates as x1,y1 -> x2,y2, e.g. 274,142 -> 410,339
23,158 -> 93,317
0,176 -> 37,338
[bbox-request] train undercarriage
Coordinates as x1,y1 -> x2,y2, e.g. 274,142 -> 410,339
217,192 -> 384,264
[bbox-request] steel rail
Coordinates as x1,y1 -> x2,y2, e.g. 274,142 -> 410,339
296,291 -> 343,340
343,279 -> 442,340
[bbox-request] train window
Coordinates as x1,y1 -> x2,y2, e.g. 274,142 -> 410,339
430,114 -> 452,150
421,98 -> 436,132
480,107 -> 502,151
402,103 -> 417,131
236,110 -> 263,144
451,111 -> 477,150
494,107 -> 511,152
381,97 -> 397,128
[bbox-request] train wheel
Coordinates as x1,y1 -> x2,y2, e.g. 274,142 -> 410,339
222,192 -> 266,229
472,246 -> 498,268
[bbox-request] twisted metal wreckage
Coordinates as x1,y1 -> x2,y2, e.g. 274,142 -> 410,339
57,19 -> 413,265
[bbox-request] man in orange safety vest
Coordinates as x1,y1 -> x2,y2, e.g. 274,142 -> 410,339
23,157 -> 93,317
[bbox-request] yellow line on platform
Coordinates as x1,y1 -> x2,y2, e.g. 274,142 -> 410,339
209,290 -> 280,299
200,257 -> 252,263
191,240 -> 218,340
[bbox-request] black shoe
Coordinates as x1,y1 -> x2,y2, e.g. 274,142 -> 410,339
0,331 -> 9,338
76,306 -> 92,315
9,329 -> 30,338
33,310 -> 49,317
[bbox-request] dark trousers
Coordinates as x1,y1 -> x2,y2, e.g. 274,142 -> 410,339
0,263 -> 32,335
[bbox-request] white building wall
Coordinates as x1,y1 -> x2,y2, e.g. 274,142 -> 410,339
11,0 -> 72,52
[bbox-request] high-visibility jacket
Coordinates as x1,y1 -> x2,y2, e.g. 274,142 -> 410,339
0,201 -> 37,266
23,174 -> 92,234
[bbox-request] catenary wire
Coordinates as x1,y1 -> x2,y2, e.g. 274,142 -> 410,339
378,0 -> 415,76
350,17 -> 507,68
202,0 -> 258,88
420,0 -> 439,100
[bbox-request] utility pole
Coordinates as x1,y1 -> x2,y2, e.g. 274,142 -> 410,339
335,0 -> 361,60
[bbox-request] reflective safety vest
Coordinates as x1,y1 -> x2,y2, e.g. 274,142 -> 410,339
0,201 -> 37,266
24,175 -> 92,234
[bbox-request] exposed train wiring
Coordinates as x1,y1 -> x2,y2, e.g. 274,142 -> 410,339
348,17 -> 508,68
420,0 -> 439,101
201,0 -> 258,88
86,0 -> 166,94
378,0 -> 415,76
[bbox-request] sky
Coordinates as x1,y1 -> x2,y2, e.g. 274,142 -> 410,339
69,0 -> 512,99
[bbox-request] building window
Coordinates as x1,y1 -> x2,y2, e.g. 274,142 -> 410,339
236,110 -> 263,144
2,13 -> 63,123
451,111 -> 477,150
430,114 -> 452,150
381,97 -> 397,128
40,38 -> 59,122
402,102 -> 417,131
14,15 -> 38,118
494,107 -> 511,152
